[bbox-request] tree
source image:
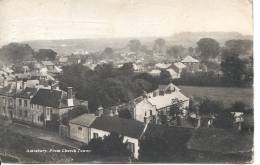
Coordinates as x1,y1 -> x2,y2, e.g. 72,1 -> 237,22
197,38 -> 220,62
103,47 -> 113,56
153,38 -> 166,53
198,98 -> 224,115
128,39 -> 141,52
166,45 -> 185,58
224,39 -> 253,56
159,70 -> 171,85
34,49 -> 57,61
221,53 -> 247,86
0,43 -> 34,64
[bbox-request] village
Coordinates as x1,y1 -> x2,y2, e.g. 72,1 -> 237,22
0,37 -> 253,163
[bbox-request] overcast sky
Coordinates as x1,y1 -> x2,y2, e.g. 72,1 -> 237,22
0,0 -> 253,45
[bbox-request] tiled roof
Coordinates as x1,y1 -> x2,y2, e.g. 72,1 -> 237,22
70,113 -> 96,127
31,88 -> 62,108
187,128 -> 253,154
90,116 -> 145,139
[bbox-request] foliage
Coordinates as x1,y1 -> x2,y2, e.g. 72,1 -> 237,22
166,45 -> 186,58
153,38 -> 166,53
86,132 -> 130,156
34,49 -> 57,61
159,69 -> 172,85
197,38 -> 220,62
58,63 -> 160,112
221,53 -> 247,86
128,39 -> 142,52
198,97 -> 224,115
173,70 -> 223,86
0,43 -> 34,64
224,39 -> 253,56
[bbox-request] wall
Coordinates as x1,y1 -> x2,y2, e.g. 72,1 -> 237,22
69,123 -> 90,143
134,99 -> 157,123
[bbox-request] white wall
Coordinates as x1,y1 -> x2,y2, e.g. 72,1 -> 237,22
69,123 -> 90,143
134,99 -> 157,123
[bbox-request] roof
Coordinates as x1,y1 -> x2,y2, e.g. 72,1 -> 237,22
166,68 -> 178,76
158,83 -> 181,92
0,83 -> 17,96
90,116 -> 145,139
41,61 -> 55,66
155,63 -> 171,69
149,69 -> 161,75
31,88 -> 63,108
181,56 -> 199,63
70,113 -> 96,127
187,128 -> 253,154
174,62 -> 186,69
16,87 -> 38,99
148,91 -> 189,109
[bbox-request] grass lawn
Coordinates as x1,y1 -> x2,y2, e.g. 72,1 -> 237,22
179,86 -> 253,108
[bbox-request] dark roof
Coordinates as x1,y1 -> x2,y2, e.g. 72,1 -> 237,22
187,128 -> 253,154
31,88 -> 62,108
70,113 -> 96,127
16,87 -> 38,99
0,83 -> 17,96
90,116 -> 145,139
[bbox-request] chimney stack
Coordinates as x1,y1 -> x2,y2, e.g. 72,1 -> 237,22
95,106 -> 104,116
67,87 -> 74,106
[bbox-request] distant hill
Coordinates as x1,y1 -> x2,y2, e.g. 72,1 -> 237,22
23,32 -> 252,55
167,32 -> 252,47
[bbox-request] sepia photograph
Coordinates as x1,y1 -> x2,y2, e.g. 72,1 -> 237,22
0,0 -> 254,164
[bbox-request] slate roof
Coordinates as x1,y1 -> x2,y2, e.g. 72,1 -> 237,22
16,87 -> 38,99
187,128 -> 253,154
31,88 -> 62,108
90,116 -> 145,139
70,113 -> 96,127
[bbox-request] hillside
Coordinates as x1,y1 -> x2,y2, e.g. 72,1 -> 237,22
23,32 -> 252,55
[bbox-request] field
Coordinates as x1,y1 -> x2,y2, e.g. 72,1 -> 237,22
179,86 -> 253,108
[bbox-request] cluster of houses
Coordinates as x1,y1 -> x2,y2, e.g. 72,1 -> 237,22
0,50 -> 253,161
149,55 -> 201,79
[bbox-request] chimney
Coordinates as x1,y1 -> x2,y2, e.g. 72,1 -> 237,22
67,87 -> 74,106
95,106 -> 104,116
21,80 -> 27,90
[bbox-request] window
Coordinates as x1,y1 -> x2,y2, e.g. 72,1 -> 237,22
93,133 -> 99,139
24,100 -> 28,107
19,110 -> 22,117
19,99 -> 22,106
150,110 -> 153,116
145,112 -> 147,116
126,142 -> 135,154
31,104 -> 34,109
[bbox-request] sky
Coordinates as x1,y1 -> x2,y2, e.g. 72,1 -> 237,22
0,0 -> 253,45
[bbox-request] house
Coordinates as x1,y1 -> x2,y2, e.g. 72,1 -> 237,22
172,62 -> 187,78
155,63 -> 171,70
41,61 -> 55,71
149,69 -> 161,76
69,113 -> 146,159
187,128 -> 253,163
0,83 -> 17,119
181,56 -> 200,72
90,115 -> 146,159
30,87 -> 79,127
166,68 -> 178,79
146,83 -> 190,111
69,113 -> 97,143
13,87 -> 39,124
128,96 -> 157,124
